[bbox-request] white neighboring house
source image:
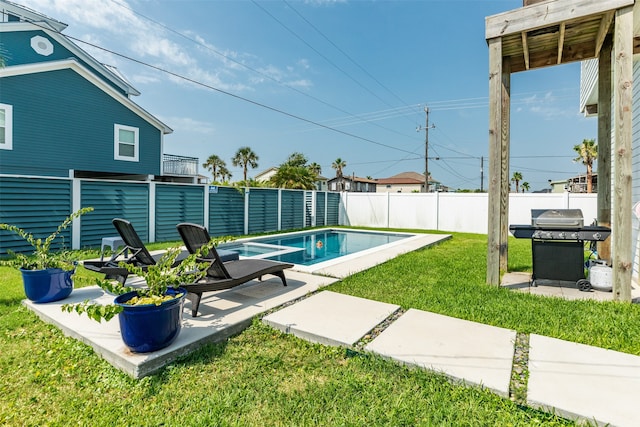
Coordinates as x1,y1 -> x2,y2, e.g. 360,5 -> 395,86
376,171 -> 444,193
255,167 -> 278,183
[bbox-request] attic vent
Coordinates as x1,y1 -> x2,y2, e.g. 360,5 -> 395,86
30,36 -> 53,56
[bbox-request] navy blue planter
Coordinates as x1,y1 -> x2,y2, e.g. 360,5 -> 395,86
114,287 -> 186,353
21,268 -> 74,303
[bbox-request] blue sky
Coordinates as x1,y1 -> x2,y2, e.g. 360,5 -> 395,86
29,0 -> 596,191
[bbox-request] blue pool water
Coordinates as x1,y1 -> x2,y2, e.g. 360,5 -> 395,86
221,229 -> 412,266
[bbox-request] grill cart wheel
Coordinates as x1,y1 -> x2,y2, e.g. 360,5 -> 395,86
577,279 -> 592,292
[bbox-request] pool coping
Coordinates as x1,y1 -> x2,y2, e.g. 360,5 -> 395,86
219,228 -> 447,276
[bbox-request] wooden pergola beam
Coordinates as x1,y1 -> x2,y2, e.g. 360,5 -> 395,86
486,0 -> 633,39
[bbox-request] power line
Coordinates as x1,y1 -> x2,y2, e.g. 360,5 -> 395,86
105,0 -> 414,142
252,0 -> 405,114
282,0 -> 418,123
41,26 -> 420,157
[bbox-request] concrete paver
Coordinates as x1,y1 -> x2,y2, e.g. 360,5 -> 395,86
501,272 -> 640,301
528,334 -> 640,427
365,309 -> 516,396
262,290 -> 399,346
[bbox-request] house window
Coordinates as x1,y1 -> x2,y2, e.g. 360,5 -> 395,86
0,104 -> 13,150
114,124 -> 139,161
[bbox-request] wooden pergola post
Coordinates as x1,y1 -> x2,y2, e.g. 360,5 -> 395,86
487,38 -> 510,285
612,6 -> 633,301
597,36 -> 612,262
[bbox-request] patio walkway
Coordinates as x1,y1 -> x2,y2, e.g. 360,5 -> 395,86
265,290 -> 640,427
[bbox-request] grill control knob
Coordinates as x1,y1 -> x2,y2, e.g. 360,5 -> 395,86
571,232 -> 578,239
558,232 -> 566,239
593,232 -> 602,240
533,231 -> 541,239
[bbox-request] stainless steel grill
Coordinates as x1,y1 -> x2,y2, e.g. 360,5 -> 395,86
509,209 -> 611,290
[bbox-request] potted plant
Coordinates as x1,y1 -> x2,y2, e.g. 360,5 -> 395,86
0,207 -> 94,303
63,244 -> 213,353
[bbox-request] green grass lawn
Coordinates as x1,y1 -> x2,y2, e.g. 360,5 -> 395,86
2,231 -> 638,426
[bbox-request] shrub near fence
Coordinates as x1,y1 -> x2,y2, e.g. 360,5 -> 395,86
0,175 -> 340,256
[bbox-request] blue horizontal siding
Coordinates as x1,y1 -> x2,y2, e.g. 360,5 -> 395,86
0,30 -> 127,96
0,70 -> 162,177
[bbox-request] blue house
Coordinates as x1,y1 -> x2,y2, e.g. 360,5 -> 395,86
0,0 -> 172,179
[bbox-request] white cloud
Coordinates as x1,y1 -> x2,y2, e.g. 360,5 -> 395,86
27,0 -> 312,94
162,116 -> 216,135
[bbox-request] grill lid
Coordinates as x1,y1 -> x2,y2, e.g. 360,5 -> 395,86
531,209 -> 583,228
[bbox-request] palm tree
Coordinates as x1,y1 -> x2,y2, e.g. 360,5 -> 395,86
308,162 -> 322,176
202,154 -> 227,182
511,171 -> 523,193
331,158 -> 346,177
270,165 -> 317,190
332,158 -> 347,191
219,166 -> 232,182
521,182 -> 530,193
232,147 -> 259,182
573,138 -> 597,193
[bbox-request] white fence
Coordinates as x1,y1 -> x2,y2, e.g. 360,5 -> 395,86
339,192 -> 598,234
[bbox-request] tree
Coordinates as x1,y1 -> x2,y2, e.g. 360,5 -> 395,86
521,182 -> 530,193
270,165 -> 317,189
332,158 -> 347,191
573,138 -> 597,193
270,152 -> 320,190
232,147 -> 259,182
202,154 -> 227,182
511,171 -> 522,193
332,158 -> 346,177
219,166 -> 232,182
283,152 -> 308,168
308,162 -> 322,176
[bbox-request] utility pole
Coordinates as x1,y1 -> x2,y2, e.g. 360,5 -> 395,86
416,106 -> 435,193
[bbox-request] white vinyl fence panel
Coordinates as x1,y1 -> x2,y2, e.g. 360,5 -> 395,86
340,192 -> 598,234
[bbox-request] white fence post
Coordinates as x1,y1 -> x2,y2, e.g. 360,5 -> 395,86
72,178 -> 81,250
203,184 -> 210,230
277,189 -> 282,231
149,182 -> 156,242
244,188 -> 250,235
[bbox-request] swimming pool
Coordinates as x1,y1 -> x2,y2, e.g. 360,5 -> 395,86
220,229 -> 414,267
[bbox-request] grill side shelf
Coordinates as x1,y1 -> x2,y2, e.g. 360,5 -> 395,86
509,225 -> 611,241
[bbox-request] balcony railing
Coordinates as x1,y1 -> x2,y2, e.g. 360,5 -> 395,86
163,154 -> 198,176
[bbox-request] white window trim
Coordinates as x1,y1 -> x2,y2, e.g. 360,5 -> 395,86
0,103 -> 13,151
114,124 -> 139,162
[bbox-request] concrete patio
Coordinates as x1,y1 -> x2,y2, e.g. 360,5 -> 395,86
24,232 -> 448,378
